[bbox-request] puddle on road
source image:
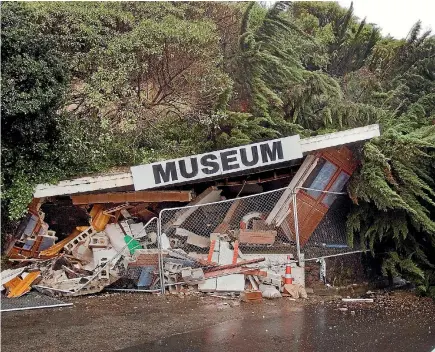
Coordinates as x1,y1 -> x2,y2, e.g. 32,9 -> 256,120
120,305 -> 435,352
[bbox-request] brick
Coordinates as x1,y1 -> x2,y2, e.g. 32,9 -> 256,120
240,290 -> 263,302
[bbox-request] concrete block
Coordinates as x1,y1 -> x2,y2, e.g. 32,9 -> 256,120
92,248 -> 119,271
89,233 -> 109,249
105,224 -> 129,255
64,226 -> 96,253
182,267 -> 205,284
71,238 -> 93,264
164,261 -> 183,273
191,268 -> 204,281
98,258 -> 110,280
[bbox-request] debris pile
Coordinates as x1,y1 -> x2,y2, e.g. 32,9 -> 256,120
2,187 -> 307,301
2,203 -> 162,298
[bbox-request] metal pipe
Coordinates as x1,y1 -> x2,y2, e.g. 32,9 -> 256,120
1,303 -> 73,312
303,250 -> 368,262
292,192 -> 301,263
157,215 -> 166,295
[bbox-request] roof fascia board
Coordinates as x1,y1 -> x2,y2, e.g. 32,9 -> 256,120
300,124 -> 380,153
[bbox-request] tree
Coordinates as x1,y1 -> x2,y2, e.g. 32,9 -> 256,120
1,2 -> 71,219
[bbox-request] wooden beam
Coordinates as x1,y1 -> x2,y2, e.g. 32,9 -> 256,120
163,187 -> 222,231
71,190 -> 193,205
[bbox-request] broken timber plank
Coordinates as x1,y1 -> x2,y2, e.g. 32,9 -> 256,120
175,228 -> 210,248
39,228 -> 84,258
212,199 -> 241,235
6,271 -> 41,298
203,266 -> 251,279
71,190 -> 193,204
163,187 -> 222,231
204,257 -> 265,273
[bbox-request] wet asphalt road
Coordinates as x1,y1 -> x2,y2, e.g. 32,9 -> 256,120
122,304 -> 435,352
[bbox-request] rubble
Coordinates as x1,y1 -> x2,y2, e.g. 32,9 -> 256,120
260,285 -> 282,299
241,290 -> 263,302
2,186 -> 309,304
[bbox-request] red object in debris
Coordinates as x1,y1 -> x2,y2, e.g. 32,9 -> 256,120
232,241 -> 239,264
284,255 -> 293,284
241,290 -> 263,303
207,240 -> 216,263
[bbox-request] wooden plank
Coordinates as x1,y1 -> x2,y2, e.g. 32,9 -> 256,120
204,257 -> 265,273
34,172 -> 133,198
7,271 -> 41,298
299,124 -> 380,153
238,229 -> 277,245
232,241 -> 239,264
207,240 -> 216,263
212,199 -> 242,234
39,228 -> 82,258
71,190 -> 193,205
175,228 -> 210,248
163,187 -> 222,231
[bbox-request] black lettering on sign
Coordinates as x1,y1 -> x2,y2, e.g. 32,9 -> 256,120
200,154 -> 220,175
240,146 -> 259,167
260,141 -> 283,163
153,162 -> 178,184
221,150 -> 239,171
179,158 -> 199,179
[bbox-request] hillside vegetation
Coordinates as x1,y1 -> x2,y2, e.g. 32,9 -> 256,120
1,2 -> 434,295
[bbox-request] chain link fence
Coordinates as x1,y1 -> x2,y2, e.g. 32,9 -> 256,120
296,189 -> 361,261
156,186 -> 363,293
159,187 -> 298,253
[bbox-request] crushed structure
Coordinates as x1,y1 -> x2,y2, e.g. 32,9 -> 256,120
2,125 -> 380,303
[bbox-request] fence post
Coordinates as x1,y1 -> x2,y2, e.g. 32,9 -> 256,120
157,214 -> 166,295
292,191 -> 302,264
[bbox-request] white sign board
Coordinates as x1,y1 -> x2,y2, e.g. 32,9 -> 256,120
131,135 -> 303,190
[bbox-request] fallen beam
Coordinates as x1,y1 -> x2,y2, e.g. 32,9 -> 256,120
71,190 -> 193,204
163,187 -> 222,231
204,257 -> 265,273
204,266 -> 251,279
